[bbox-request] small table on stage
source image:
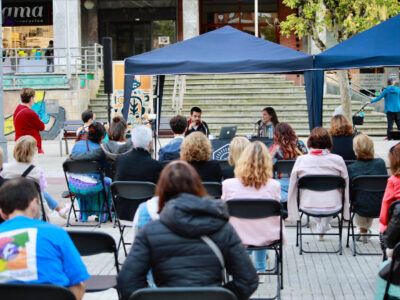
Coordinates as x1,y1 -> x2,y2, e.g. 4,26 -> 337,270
211,137 -> 273,160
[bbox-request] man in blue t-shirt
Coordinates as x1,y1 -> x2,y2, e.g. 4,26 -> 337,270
0,178 -> 89,300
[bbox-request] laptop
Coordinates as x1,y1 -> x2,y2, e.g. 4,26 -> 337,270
219,126 -> 237,139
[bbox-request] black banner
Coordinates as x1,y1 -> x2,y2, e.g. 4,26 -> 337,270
2,1 -> 53,26
211,137 -> 273,160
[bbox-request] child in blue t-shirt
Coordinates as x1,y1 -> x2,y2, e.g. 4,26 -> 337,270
0,177 -> 89,300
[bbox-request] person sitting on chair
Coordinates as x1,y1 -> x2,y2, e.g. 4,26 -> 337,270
256,107 -> 279,138
158,115 -> 187,161
185,106 -> 210,137
0,178 -> 89,300
329,114 -> 356,160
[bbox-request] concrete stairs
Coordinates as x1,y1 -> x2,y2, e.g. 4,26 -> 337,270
160,74 -> 387,137
88,81 -> 109,120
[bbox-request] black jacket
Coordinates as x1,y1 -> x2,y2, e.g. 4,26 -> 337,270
117,194 -> 258,300
190,160 -> 223,182
385,201 -> 400,249
115,148 -> 163,183
331,135 -> 357,160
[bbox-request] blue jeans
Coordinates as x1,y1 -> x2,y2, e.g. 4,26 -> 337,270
247,249 -> 268,272
43,191 -> 59,210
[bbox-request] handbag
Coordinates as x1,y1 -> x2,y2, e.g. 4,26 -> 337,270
200,235 -> 228,285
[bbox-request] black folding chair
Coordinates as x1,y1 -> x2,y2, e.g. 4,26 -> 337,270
111,181 -> 156,256
0,283 -> 75,300
203,182 -> 222,199
67,230 -> 121,299
346,175 -> 388,256
227,199 -> 283,299
296,175 -> 346,255
63,160 -> 113,227
273,160 -> 296,178
383,242 -> 400,300
129,287 -> 237,300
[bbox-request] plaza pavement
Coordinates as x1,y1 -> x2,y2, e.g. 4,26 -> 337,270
4,137 -> 397,300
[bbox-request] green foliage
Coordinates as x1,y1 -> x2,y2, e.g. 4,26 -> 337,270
280,0 -> 400,50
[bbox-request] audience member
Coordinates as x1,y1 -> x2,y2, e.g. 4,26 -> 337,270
269,122 -> 307,204
256,107 -> 279,138
158,115 -> 187,161
76,109 -> 95,141
222,142 -> 282,277
1,136 -> 69,218
115,125 -> 162,183
329,114 -> 357,160
13,88 -> 45,153
287,127 -> 349,239
185,106 -> 210,136
117,161 -> 258,300
347,134 -> 387,242
223,137 -> 251,179
180,132 -> 222,182
379,143 -> 400,233
0,178 -> 88,300
69,122 -> 111,222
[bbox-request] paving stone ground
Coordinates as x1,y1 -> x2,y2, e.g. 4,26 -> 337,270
3,138 -> 394,300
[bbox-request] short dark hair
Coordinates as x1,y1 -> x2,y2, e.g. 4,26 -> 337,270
307,127 -> 333,150
109,115 -> 127,141
388,78 -> 396,86
81,109 -> 94,123
190,107 -> 202,115
88,122 -> 106,144
0,178 -> 38,215
20,88 -> 35,103
169,115 -> 187,134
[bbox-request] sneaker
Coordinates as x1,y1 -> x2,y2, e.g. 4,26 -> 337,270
58,203 -> 71,219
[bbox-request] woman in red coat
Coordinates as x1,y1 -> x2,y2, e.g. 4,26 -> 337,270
13,88 -> 45,153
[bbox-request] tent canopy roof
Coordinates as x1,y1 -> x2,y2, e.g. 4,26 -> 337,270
315,14 -> 400,70
125,26 -> 313,75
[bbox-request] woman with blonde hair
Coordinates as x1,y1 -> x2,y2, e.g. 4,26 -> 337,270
347,134 -> 387,241
329,114 -> 356,160
0,135 -> 69,218
222,137 -> 250,179
221,141 -> 282,276
180,131 -> 222,182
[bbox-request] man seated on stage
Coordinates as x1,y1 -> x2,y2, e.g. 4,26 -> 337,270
185,106 -> 210,137
0,178 -> 89,300
158,115 -> 187,162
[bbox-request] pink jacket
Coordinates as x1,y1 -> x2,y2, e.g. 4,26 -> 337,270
379,175 -> 400,232
287,152 -> 350,221
221,177 -> 285,246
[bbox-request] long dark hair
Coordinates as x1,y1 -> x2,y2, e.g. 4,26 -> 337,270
274,122 -> 301,159
263,107 -> 279,126
156,161 -> 207,213
108,115 -> 127,142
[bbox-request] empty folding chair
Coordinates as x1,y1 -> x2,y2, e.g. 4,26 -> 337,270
346,175 -> 388,256
296,175 -> 346,255
203,181 -> 223,199
63,160 -> 113,227
227,199 -> 283,299
129,287 -> 237,300
111,181 -> 156,256
0,284 -> 75,300
67,230 -> 121,299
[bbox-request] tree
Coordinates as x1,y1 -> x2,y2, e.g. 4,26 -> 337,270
280,0 -> 400,121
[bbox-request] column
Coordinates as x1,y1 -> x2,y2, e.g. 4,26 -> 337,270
182,0 -> 199,40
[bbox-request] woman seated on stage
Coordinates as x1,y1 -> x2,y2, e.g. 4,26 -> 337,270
221,141 -> 283,276
287,127 -> 350,239
223,137 -> 251,179
256,107 -> 279,138
347,133 -> 387,242
180,131 -> 222,182
329,114 -> 357,160
269,122 -> 307,204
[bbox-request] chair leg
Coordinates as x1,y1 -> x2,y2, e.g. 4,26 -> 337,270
296,220 -> 300,247
346,216 -> 351,248
116,220 -> 128,256
338,215 -> 343,255
65,138 -> 69,155
280,244 -> 283,290
299,218 -> 303,255
351,217 -> 357,256
66,197 -> 76,227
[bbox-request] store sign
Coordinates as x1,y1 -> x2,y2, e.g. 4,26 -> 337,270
2,1 -> 53,26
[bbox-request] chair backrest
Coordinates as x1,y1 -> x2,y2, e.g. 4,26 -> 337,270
273,160 -> 296,177
0,284 -> 75,300
63,160 -> 103,174
298,175 -> 346,191
129,287 -> 237,300
388,200 -> 400,221
227,198 -> 282,219
344,160 -> 357,166
203,182 -> 222,199
111,181 -> 156,200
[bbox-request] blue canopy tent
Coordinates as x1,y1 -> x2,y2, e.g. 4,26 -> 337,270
311,14 -> 400,126
123,26 -> 320,132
